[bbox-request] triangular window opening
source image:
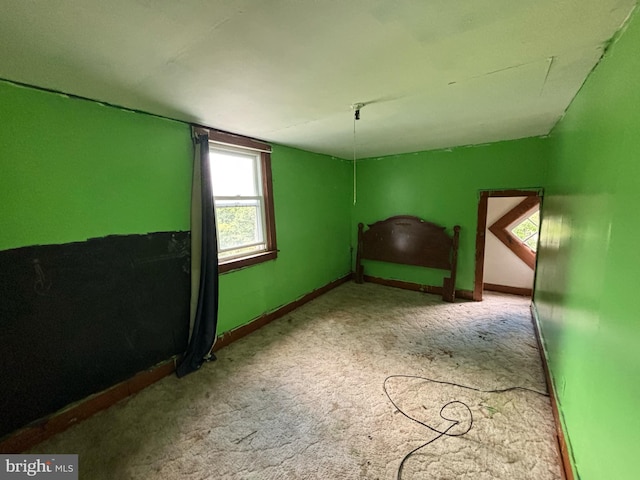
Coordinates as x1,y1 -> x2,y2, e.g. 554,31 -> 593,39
510,210 -> 539,252
488,196 -> 540,270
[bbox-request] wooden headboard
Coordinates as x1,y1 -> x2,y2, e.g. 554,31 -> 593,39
355,215 -> 461,302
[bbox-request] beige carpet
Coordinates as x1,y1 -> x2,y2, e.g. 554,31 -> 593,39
31,282 -> 562,479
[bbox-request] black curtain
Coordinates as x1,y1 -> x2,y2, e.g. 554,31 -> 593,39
176,133 -> 219,377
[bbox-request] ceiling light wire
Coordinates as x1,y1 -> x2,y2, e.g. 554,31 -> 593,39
351,103 -> 363,205
353,111 -> 357,205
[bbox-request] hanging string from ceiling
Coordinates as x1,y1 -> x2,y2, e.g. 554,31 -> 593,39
352,103 -> 364,205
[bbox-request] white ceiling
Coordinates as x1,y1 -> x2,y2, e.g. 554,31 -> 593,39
1,0 -> 636,159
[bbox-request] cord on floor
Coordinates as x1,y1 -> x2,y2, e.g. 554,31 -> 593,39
383,375 -> 549,480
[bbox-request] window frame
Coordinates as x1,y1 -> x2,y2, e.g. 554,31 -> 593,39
510,210 -> 539,252
206,129 -> 277,273
488,196 -> 540,270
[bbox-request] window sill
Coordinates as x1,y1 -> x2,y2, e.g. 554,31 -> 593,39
218,250 -> 277,274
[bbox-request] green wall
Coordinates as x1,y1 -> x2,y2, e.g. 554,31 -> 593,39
0,80 -> 193,250
217,145 -> 352,333
534,8 -> 640,479
0,80 -> 352,338
353,137 -> 549,291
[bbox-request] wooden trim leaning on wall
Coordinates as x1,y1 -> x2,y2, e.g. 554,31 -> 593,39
530,303 -> 575,480
0,273 -> 353,454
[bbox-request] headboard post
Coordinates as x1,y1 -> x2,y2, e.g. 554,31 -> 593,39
442,225 -> 461,302
355,223 -> 365,283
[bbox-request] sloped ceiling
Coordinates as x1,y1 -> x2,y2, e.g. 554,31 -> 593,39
0,0 -> 636,159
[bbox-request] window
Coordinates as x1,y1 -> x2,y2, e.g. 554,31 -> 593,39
510,210 -> 539,252
207,130 -> 277,273
488,196 -> 540,269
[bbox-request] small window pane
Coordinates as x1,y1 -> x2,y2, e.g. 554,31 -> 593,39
525,234 -> 539,251
511,209 -> 540,252
512,219 -> 537,240
210,150 -> 258,196
215,200 -> 264,251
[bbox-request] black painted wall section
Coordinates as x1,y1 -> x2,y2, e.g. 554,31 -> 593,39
0,232 -> 191,438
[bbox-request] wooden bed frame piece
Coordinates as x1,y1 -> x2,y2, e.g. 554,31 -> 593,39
355,215 -> 461,302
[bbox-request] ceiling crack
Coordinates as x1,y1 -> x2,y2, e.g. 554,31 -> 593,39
540,56 -> 555,96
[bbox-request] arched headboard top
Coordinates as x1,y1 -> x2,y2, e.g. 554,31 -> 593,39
355,215 -> 460,302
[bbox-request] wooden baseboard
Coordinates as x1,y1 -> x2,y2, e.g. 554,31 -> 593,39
0,359 -> 176,454
484,282 -> 532,297
362,275 -> 474,300
529,302 -> 575,480
0,273 -> 353,453
213,273 -> 352,351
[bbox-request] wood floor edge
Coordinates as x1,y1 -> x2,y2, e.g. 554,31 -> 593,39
529,302 -> 576,480
0,358 -> 177,454
213,273 -> 353,351
362,275 -> 474,300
